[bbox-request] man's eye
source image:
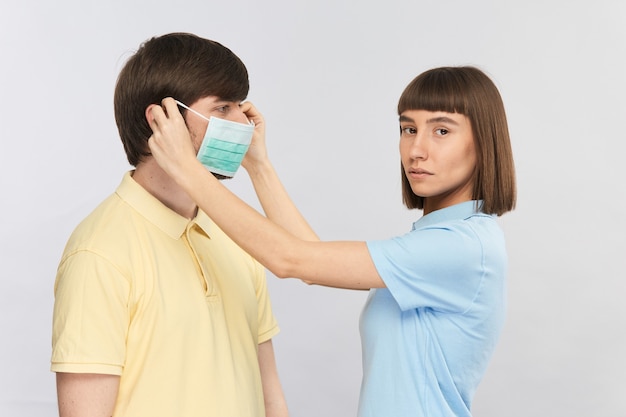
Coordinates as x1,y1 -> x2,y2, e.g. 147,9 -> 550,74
435,128 -> 449,136
401,127 -> 416,135
216,105 -> 229,113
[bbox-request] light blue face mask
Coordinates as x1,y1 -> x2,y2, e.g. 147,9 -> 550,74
175,100 -> 255,178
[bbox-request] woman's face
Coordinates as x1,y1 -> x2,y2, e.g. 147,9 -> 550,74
399,109 -> 477,214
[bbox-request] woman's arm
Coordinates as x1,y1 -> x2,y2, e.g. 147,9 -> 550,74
147,98 -> 384,290
240,102 -> 318,242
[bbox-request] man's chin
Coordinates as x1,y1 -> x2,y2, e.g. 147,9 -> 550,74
212,172 -> 232,180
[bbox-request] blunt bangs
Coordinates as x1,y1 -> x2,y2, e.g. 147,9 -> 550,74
398,67 -> 471,116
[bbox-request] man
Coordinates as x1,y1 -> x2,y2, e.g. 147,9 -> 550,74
51,32 -> 289,417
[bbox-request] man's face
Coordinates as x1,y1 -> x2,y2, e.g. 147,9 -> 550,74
183,96 -> 249,152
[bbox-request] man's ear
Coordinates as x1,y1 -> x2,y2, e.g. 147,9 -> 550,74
145,104 -> 158,125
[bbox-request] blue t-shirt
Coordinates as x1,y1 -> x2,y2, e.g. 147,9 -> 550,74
360,201 -> 507,417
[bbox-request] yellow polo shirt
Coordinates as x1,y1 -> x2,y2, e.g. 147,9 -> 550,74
52,172 -> 279,417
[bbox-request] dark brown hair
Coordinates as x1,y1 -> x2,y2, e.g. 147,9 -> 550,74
398,66 -> 516,216
114,33 -> 249,166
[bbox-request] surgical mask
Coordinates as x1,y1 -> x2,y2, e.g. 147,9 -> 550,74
175,100 -> 254,178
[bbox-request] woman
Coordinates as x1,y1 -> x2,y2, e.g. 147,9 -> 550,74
147,66 -> 516,417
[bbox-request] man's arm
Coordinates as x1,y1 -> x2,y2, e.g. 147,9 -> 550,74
258,340 -> 289,417
56,373 -> 120,417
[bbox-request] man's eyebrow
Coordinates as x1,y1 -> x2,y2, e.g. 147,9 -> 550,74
399,115 -> 414,123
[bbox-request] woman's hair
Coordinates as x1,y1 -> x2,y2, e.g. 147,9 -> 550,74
114,32 -> 249,166
398,66 -> 516,216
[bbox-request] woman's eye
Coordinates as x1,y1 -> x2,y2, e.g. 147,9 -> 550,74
401,126 -> 417,135
435,128 -> 449,136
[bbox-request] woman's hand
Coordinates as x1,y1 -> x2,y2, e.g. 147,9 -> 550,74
147,97 -> 200,183
240,101 -> 270,173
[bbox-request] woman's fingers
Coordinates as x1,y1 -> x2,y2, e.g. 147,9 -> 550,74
147,97 -> 197,178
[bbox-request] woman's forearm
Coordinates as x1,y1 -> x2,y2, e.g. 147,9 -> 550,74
182,160 -> 302,278
180,161 -> 382,289
246,158 -> 319,241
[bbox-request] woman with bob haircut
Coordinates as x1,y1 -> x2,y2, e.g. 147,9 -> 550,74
146,66 -> 516,417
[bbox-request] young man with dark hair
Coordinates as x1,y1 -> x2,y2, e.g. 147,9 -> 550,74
51,32 -> 288,417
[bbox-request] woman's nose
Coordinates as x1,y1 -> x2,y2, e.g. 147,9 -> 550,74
409,135 -> 427,160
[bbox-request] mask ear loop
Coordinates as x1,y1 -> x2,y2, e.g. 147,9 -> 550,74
174,100 -> 211,122
174,99 -> 255,127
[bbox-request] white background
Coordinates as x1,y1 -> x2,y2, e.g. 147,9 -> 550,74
1,1 -> 625,416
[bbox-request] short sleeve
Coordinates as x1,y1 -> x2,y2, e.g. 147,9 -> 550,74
366,222 -> 485,313
252,261 -> 279,344
51,250 -> 130,375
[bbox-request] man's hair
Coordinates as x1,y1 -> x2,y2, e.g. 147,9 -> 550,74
114,32 -> 249,166
397,66 -> 516,216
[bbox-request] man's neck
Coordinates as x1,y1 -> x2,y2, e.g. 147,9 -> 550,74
133,158 -> 198,219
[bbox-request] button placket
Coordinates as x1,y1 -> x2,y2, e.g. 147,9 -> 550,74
183,223 -> 214,297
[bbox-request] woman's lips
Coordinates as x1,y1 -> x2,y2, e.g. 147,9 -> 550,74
408,168 -> 433,179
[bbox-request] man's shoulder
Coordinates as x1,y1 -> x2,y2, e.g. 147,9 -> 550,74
62,192 -> 136,258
